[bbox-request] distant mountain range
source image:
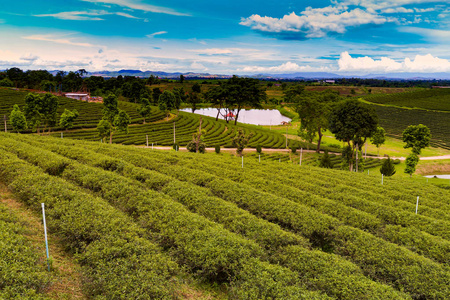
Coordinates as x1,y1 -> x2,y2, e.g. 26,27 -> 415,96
61,69 -> 450,80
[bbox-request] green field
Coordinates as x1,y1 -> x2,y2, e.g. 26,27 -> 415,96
1,132 -> 449,299
363,88 -> 450,111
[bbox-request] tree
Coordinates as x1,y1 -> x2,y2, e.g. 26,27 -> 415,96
192,82 -> 201,93
186,117 -> 206,153
24,93 -> 42,133
295,90 -> 339,153
370,126 -> 386,156
97,119 -> 111,143
152,88 -> 162,104
329,99 -> 378,171
319,150 -> 333,168
98,93 -> 130,143
137,98 -> 152,124
59,109 -> 79,130
402,124 -> 431,155
158,90 -> 177,120
24,92 -> 58,134
225,76 -> 266,125
380,156 -> 396,176
283,85 -> 305,102
180,74 -> 185,83
122,79 -> 147,103
9,104 -> 27,132
232,128 -> 254,156
173,87 -> 187,110
404,153 -> 419,177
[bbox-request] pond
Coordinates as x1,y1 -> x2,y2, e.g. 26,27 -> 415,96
180,108 -> 291,126
424,174 -> 450,179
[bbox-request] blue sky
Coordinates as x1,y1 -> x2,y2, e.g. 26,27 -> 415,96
0,0 -> 449,74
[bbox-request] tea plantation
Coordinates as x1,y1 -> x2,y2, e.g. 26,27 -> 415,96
1,132 -> 449,299
362,88 -> 450,150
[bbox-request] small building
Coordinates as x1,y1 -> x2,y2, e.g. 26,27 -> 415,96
65,93 -> 89,101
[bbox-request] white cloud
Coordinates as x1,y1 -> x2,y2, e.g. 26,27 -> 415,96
240,7 -> 393,38
20,54 -> 39,62
338,51 -> 450,72
34,10 -> 139,21
399,27 -> 450,41
146,31 -> 168,38
81,0 -> 190,16
239,62 -> 330,73
190,48 -> 233,55
23,34 -> 102,48
381,7 -> 414,13
190,61 -> 208,71
414,7 -> 436,12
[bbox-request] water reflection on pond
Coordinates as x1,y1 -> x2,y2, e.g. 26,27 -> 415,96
180,108 -> 291,126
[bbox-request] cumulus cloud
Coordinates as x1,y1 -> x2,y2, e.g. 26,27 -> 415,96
338,51 -> 450,72
239,62 -> 330,73
240,7 -> 394,39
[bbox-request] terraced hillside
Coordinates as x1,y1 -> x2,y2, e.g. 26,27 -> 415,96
361,88 -> 450,150
1,132 -> 449,299
57,111 -> 299,149
363,88 -> 450,111
0,88 -> 165,131
0,88 -> 304,149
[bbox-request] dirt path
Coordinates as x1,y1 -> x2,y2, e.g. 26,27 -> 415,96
0,183 -> 85,299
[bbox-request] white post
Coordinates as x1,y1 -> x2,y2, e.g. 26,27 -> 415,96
368,169 -> 370,175
61,132 -> 63,139
382,174 -> 384,185
152,143 -> 154,150
300,148 -> 303,166
415,196 -> 419,214
41,203 -> 50,271
146,135 -> 148,147
242,156 -> 244,168
285,126 -> 288,148
279,158 -> 281,163
173,122 -> 176,144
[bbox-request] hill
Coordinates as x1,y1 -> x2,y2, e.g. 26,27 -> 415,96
363,88 -> 450,111
0,132 -> 449,299
361,89 -> 450,150
0,88 -> 165,132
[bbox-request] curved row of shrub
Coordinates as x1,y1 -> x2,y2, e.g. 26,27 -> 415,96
182,157 -> 450,264
90,145 -> 450,299
9,134 -> 411,300
0,148 -> 179,299
198,155 -> 450,227
0,134 -> 329,299
0,203 -> 50,299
